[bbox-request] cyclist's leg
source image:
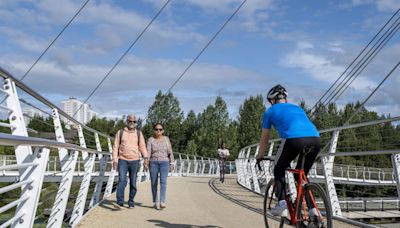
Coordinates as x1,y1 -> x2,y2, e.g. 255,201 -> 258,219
273,139 -> 298,201
294,137 -> 321,208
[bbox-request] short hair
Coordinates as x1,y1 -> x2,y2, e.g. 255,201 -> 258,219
126,114 -> 136,120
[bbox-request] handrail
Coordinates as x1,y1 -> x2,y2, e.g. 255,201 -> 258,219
0,196 -> 29,214
0,133 -> 110,155
319,115 -> 400,133
0,162 -> 38,171
0,66 -> 111,139
0,179 -> 34,194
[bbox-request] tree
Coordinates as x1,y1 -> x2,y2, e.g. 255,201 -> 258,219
237,95 -> 265,149
145,91 -> 184,152
193,96 -> 231,158
27,115 -> 60,132
181,110 -> 199,149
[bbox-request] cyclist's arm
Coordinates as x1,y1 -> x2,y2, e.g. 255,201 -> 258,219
256,128 -> 269,160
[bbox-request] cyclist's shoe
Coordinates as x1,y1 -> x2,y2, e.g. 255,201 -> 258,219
271,200 -> 288,217
308,208 -> 320,217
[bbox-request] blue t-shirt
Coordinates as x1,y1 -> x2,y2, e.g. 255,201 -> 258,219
262,103 -> 319,139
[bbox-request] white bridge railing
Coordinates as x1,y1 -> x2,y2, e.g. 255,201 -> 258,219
0,154 -> 234,182
0,67 -> 230,228
236,115 -> 400,222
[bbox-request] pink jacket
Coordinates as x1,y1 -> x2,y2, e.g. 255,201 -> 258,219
112,127 -> 147,162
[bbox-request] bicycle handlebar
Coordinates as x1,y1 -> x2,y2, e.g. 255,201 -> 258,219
255,156 -> 275,170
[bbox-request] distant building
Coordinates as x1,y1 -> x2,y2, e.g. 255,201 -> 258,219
23,107 -> 44,124
61,97 -> 97,125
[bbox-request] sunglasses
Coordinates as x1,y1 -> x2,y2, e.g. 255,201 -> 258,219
128,121 -> 137,123
154,128 -> 163,131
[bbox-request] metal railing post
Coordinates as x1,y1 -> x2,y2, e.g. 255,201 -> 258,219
391,153 -> 400,202
186,155 -> 191,176
262,142 -> 274,185
178,154 -> 184,176
322,130 -> 342,216
250,146 -> 260,193
237,150 -> 245,185
201,157 -> 205,175
208,158 -> 212,175
89,133 -> 107,208
70,125 -> 95,227
14,148 -> 49,228
194,156 -> 198,175
47,108 -> 78,228
104,138 -> 115,198
244,147 -> 252,189
4,78 -> 48,228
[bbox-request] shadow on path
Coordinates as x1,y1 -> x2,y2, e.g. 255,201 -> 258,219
148,219 -> 221,228
99,199 -> 122,211
208,178 -> 263,215
208,177 -> 283,224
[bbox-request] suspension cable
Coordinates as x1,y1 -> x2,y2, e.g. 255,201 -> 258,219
73,0 -> 171,118
19,98 -> 52,116
20,0 -> 90,81
332,21 -> 400,104
143,0 -> 247,123
344,61 -> 400,125
309,8 -> 400,112
326,18 -> 400,106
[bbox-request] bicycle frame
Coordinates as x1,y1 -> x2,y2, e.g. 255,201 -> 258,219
285,168 -> 318,225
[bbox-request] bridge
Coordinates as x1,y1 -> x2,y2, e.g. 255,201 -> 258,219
0,63 -> 399,228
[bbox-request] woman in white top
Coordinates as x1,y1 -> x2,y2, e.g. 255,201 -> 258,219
217,142 -> 230,183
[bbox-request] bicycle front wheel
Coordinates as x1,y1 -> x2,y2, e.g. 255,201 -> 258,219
264,179 -> 286,228
296,182 -> 332,228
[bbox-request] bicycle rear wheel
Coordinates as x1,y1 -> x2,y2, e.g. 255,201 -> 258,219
295,182 -> 332,228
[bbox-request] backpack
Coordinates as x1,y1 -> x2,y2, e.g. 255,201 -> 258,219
119,128 -> 141,146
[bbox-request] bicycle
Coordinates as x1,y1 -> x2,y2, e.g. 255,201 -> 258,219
219,156 -> 227,183
258,147 -> 332,228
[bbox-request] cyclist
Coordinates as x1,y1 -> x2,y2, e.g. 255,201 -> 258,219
217,142 -> 230,183
256,84 -> 321,217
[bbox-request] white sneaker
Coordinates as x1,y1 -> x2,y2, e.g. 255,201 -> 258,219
309,208 -> 320,217
271,200 -> 288,217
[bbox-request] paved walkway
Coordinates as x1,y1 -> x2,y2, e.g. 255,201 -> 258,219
78,176 -> 264,227
77,176 -> 356,228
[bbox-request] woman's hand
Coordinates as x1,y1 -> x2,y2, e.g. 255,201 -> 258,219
170,164 -> 174,172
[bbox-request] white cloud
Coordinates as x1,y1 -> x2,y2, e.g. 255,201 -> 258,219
0,56 -> 269,118
371,0 -> 400,12
297,41 -> 314,50
0,27 -> 47,52
0,0 -> 206,56
145,0 -> 276,32
327,41 -> 345,53
281,42 -> 379,89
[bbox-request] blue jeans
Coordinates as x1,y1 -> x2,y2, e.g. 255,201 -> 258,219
149,161 -> 169,203
116,159 -> 139,206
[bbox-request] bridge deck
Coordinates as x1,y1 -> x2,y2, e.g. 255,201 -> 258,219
77,176 -> 356,228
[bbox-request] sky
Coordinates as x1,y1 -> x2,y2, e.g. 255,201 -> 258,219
1,0 -> 400,121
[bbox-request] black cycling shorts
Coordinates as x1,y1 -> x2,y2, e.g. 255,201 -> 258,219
273,137 -> 320,179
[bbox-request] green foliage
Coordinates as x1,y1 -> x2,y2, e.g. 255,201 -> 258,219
27,115 -> 64,133
237,95 -> 265,149
192,96 -> 232,157
145,91 -> 185,152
